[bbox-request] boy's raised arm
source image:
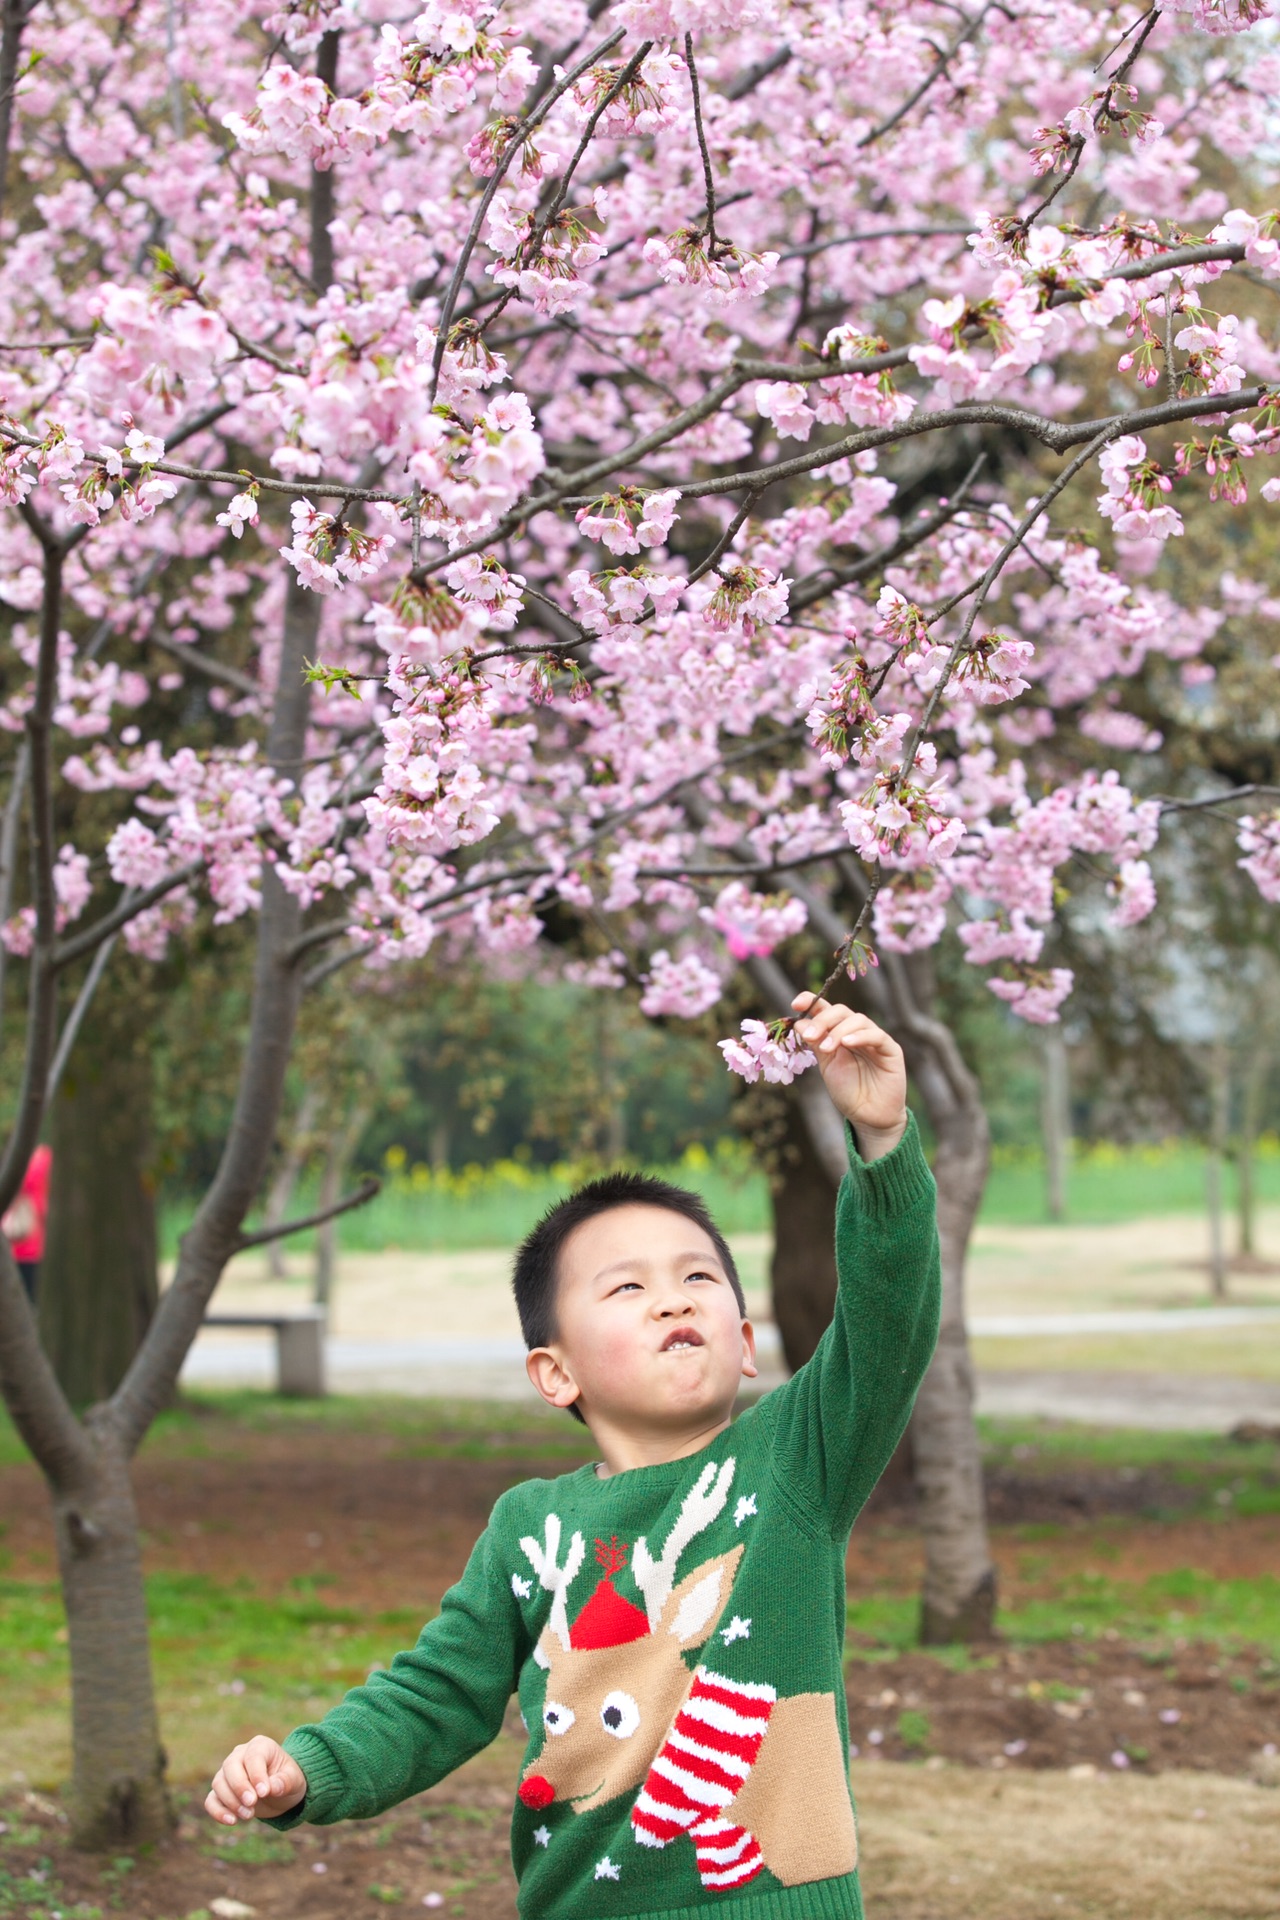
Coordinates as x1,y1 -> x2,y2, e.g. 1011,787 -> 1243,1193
760,993 -> 942,1535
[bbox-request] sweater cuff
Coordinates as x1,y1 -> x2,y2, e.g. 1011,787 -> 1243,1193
262,1728 -> 347,1830
842,1108 -> 933,1220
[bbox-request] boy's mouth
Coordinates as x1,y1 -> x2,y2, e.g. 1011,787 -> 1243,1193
660,1328 -> 704,1352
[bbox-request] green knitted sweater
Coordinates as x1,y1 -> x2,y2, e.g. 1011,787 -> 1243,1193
271,1114 -> 940,1920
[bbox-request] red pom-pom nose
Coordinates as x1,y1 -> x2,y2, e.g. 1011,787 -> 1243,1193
518,1774 -> 555,1810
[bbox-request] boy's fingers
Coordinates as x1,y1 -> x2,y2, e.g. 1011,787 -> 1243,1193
207,1772 -> 242,1825
799,1005 -> 841,1043
205,1788 -> 238,1827
791,990 -> 819,1011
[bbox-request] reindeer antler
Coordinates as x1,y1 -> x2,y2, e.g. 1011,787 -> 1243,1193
519,1513 -> 586,1651
632,1457 -> 736,1630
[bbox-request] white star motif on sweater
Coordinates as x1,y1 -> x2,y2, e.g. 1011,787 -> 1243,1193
722,1615 -> 751,1645
734,1493 -> 757,1527
511,1574 -> 532,1599
533,1826 -> 551,1847
594,1856 -> 621,1881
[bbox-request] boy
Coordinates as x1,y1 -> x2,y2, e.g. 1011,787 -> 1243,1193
206,992 -> 940,1919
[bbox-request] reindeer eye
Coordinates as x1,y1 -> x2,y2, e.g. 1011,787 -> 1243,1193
599,1690 -> 640,1739
543,1700 -> 575,1736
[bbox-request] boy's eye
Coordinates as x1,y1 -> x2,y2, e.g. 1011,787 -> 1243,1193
686,1270 -> 716,1283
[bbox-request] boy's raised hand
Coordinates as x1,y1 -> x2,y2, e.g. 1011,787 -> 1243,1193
793,992 -> 908,1159
206,1735 -> 306,1826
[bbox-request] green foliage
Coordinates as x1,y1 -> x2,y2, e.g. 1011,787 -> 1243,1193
846,1569 -> 1280,1659
979,1134 -> 1280,1225
896,1708 -> 931,1750
207,1825 -> 294,1865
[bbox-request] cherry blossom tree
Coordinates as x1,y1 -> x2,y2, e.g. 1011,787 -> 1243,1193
2,0 -> 1280,1845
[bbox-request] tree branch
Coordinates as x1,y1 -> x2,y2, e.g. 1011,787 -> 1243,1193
46,926 -> 118,1105
0,1240 -> 91,1490
52,861 -> 201,972
428,26 -> 625,401
856,2 -> 996,152
147,631 -> 262,699
233,1174 -> 380,1251
0,537 -> 62,1220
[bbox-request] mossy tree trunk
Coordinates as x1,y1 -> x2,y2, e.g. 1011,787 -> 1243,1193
769,1092 -> 838,1374
40,999 -> 158,1407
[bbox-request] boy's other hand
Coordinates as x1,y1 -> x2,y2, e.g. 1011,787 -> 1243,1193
792,993 -> 907,1158
205,1736 -> 306,1826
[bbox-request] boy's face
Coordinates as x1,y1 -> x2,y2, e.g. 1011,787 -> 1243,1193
525,1203 -> 757,1439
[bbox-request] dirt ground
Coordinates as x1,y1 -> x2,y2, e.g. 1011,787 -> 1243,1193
3,1414 -> 1280,1917
4,1759 -> 1279,1920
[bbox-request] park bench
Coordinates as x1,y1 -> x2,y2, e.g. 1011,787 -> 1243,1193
200,1305 -> 326,1397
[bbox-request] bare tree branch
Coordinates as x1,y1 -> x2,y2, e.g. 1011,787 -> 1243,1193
0,1241 -> 91,1489
856,2 -> 996,152
0,535 -> 63,1219
52,861 -> 201,972
148,631 -> 262,699
47,925 -> 120,1104
233,1174 -> 380,1250
428,26 -> 626,401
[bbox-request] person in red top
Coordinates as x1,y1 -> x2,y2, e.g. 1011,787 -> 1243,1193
4,1143 -> 52,1304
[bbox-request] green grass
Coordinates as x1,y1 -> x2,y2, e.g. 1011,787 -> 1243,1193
160,1140 -> 772,1260
977,1418 -> 1280,1515
5,1402 -> 1280,1784
847,1571 -> 1280,1661
159,1133 -> 1280,1255
979,1136 -> 1280,1227
0,1391 -> 600,1473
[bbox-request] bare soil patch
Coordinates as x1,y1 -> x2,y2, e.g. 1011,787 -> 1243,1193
845,1638 -> 1280,1777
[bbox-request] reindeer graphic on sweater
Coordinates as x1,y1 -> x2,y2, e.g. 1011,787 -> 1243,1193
514,1459 -> 857,1893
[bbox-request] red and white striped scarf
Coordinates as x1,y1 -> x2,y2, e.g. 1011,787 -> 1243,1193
631,1667 -> 776,1892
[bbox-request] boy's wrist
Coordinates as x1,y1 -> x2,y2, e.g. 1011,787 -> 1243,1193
850,1111 -> 908,1162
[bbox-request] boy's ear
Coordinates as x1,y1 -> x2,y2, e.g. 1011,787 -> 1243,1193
658,1546 -> 744,1648
526,1346 -> 582,1414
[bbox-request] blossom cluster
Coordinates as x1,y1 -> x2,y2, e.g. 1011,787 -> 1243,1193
0,0 -> 1275,1091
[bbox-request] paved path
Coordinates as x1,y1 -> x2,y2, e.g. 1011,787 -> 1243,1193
975,1368 -> 1280,1431
180,1317 -> 1280,1430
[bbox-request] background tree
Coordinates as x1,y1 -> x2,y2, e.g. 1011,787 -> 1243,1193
3,0 -> 1280,1850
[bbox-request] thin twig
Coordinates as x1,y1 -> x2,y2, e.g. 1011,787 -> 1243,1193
46,926 -> 120,1104
685,34 -> 719,255
857,3 -> 995,151
428,26 -> 625,402
233,1174 -> 381,1250
684,492 -> 758,588
52,861 -> 202,971
898,422 -> 1122,780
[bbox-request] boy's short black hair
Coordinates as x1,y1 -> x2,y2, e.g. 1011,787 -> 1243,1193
513,1173 -> 746,1423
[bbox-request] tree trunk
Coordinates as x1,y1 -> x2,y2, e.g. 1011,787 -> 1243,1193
1041,1026 -> 1070,1222
910,1079 -> 995,1642
314,1144 -> 340,1306
0,39 -> 339,1851
264,1085 -> 318,1279
1238,1045 -> 1264,1259
1207,1043 -> 1229,1299
55,1427 -> 168,1847
769,1093 -> 838,1373
40,996 -> 157,1408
